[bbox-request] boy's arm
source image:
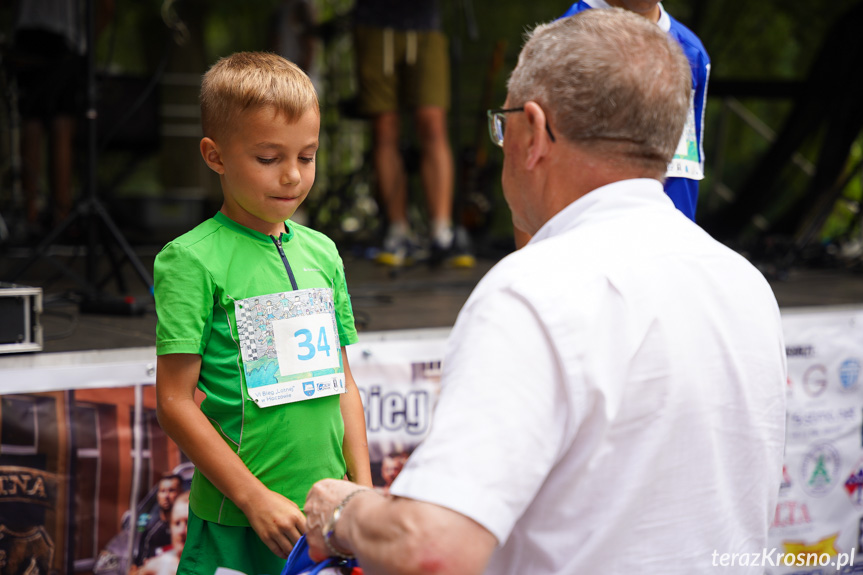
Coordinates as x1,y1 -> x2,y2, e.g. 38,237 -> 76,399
339,348 -> 373,487
155,353 -> 306,558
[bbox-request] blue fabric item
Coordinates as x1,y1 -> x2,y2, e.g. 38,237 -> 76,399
560,2 -> 710,222
281,535 -> 360,575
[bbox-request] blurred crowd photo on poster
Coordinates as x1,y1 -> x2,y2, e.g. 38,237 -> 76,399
373,443 -> 416,494
135,490 -> 190,575
361,359 -> 443,492
94,463 -> 193,575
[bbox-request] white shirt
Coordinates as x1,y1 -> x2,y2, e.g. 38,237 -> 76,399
390,179 -> 787,574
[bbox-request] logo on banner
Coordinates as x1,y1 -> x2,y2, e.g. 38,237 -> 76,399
845,460 -> 863,507
787,345 -> 815,358
780,465 -> 793,492
801,443 -> 842,497
360,385 -> 432,435
772,500 -> 812,528
303,381 -> 315,397
0,467 -> 55,506
839,359 -> 861,392
0,526 -> 54,575
803,364 -> 828,397
783,533 -> 841,558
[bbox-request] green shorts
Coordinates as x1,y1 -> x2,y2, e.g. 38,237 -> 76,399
355,26 -> 450,114
177,507 -> 287,575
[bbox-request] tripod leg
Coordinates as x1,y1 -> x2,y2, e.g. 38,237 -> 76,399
96,225 -> 129,294
92,198 -> 154,294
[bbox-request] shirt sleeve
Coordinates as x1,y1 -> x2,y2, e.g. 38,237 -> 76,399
332,254 -> 359,346
389,286 -> 572,544
154,242 -> 216,356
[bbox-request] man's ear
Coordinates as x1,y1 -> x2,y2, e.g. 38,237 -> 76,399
523,101 -> 552,170
200,137 -> 225,175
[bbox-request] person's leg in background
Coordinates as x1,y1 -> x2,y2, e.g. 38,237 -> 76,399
15,29 -> 79,237
372,110 -> 413,265
20,117 -> 44,228
415,105 -> 453,254
50,114 -> 75,226
413,29 -> 474,267
356,25 -> 419,266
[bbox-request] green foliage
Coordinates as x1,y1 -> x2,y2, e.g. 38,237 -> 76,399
819,138 -> 863,244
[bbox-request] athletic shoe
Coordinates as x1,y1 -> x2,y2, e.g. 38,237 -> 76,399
375,234 -> 418,267
429,227 -> 476,268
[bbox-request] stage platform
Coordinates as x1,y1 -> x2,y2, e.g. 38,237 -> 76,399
0,241 -> 862,358
0,243 -> 496,356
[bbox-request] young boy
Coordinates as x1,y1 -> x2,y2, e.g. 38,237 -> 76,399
154,52 -> 372,575
560,0 -> 710,223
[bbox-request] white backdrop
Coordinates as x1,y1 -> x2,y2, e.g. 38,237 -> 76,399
769,307 -> 863,574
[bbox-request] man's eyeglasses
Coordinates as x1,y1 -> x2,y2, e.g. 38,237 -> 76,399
487,106 -> 557,148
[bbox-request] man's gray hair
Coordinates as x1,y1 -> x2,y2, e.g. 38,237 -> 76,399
507,8 -> 691,170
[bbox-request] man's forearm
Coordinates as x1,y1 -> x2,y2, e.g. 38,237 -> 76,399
307,480 -> 495,575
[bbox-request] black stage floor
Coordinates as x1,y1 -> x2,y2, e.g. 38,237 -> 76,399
1,240 -> 862,356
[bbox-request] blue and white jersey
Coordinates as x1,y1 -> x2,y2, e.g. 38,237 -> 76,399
561,1 -> 711,222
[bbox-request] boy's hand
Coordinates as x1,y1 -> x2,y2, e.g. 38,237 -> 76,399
243,490 -> 307,559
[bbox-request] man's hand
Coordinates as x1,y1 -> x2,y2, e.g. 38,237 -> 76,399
242,489 -> 308,559
305,479 -> 369,562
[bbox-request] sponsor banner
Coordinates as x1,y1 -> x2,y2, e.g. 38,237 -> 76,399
3,311 -> 863,573
770,307 -> 863,571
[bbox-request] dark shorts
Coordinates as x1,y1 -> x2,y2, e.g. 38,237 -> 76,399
12,29 -> 83,119
355,26 -> 450,114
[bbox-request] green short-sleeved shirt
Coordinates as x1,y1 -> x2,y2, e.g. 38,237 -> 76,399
154,212 -> 359,526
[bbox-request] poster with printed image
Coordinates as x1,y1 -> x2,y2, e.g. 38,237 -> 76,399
765,307 -> 863,574
347,333 -> 447,493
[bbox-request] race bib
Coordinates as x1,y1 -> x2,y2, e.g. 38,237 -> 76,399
235,287 -> 346,407
666,88 -> 704,181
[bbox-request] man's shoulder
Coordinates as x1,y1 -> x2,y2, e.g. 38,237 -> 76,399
472,234 -> 589,298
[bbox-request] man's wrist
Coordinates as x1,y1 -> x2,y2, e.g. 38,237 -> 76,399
323,487 -> 372,559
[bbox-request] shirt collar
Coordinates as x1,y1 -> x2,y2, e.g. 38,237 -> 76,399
214,211 -> 294,243
529,178 -> 669,245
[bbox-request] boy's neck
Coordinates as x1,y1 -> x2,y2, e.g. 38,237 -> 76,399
219,207 -> 287,237
604,0 -> 662,23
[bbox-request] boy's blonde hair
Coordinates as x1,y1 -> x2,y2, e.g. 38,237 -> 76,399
200,51 -> 319,140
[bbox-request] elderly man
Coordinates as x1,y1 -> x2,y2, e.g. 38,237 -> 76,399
305,9 -> 786,575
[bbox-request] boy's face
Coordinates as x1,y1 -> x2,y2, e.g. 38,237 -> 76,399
202,105 -> 319,236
